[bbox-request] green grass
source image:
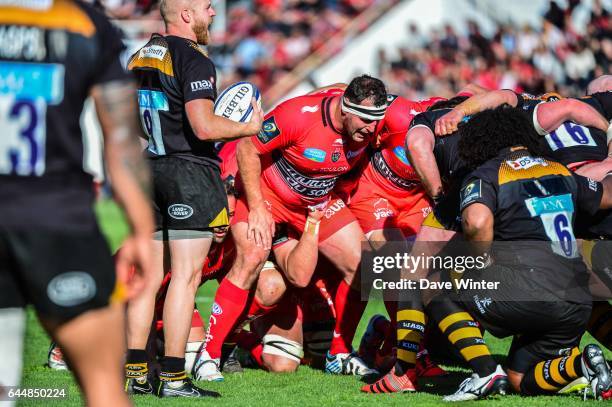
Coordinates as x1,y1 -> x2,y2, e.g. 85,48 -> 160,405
18,200 -> 610,406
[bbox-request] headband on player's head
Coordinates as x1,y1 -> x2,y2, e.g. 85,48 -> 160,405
341,97 -> 387,121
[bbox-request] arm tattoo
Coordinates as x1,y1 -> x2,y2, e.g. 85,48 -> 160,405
93,80 -> 151,196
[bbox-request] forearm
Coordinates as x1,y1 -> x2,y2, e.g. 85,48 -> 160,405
93,80 -> 153,237
237,138 -> 265,207
285,223 -> 320,287
455,89 -> 518,116
406,133 -> 443,198
194,114 -> 255,141
534,99 -> 609,134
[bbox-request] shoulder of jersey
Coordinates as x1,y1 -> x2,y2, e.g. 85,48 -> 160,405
274,93 -> 327,120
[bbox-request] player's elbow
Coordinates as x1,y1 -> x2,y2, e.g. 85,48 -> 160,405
192,123 -> 215,141
462,212 -> 490,239
286,272 -> 310,289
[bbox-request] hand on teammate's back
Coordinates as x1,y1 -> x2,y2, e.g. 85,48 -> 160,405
247,203 -> 275,249
245,97 -> 264,135
435,108 -> 465,136
115,234 -> 153,300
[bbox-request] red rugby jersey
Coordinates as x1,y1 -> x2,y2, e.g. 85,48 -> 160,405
366,95 -> 445,196
250,90 -> 370,207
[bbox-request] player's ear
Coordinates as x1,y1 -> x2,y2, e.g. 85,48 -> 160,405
180,8 -> 191,24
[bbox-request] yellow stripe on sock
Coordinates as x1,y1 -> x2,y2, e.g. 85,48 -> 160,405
438,312 -> 473,333
550,357 -> 568,385
397,330 -> 421,343
397,310 -> 425,324
447,327 -> 483,344
535,362 -> 557,391
459,344 -> 491,361
397,349 -> 417,364
566,354 -> 578,378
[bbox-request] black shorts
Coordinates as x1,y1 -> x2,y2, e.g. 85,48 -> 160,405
151,157 -> 229,231
456,265 -> 591,373
0,226 -> 116,323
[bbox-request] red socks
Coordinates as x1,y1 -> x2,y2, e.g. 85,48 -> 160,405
329,280 -> 367,355
203,278 -> 249,359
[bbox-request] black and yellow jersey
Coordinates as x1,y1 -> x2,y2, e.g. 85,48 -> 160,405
515,92 -> 609,166
128,34 -> 219,167
0,0 -> 129,231
459,147 -> 603,298
410,108 -> 467,185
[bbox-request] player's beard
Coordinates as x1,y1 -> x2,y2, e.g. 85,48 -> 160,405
193,18 -> 210,45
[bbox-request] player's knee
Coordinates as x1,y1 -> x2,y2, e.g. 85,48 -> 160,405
265,357 -> 299,373
256,266 -> 287,306
262,334 -> 303,373
230,250 -> 269,286
171,265 -> 203,291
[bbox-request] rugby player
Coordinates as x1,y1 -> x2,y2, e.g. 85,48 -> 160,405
0,1 -> 153,406
199,75 -> 389,380
454,105 -> 612,400
362,96 -> 502,395
125,0 -> 263,397
436,88 -> 612,353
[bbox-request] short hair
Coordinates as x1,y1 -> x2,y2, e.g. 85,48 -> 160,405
159,0 -> 172,25
458,105 -> 546,170
426,96 -> 469,111
344,75 -> 387,107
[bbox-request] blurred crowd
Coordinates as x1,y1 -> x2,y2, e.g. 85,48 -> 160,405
379,0 -> 611,99
110,0 -> 610,99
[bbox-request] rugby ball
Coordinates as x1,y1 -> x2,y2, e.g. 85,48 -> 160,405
214,82 -> 261,122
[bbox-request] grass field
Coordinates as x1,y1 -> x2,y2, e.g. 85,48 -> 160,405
18,200 -> 610,406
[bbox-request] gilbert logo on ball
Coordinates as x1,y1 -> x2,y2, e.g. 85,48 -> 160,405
214,81 -> 262,123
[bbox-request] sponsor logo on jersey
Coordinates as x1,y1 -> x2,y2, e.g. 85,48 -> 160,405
190,79 -> 213,91
386,94 -> 398,104
331,149 -> 340,162
525,194 -> 574,216
460,179 -> 482,208
47,271 -> 96,306
587,178 -> 599,191
506,156 -> 548,170
140,44 -> 167,60
168,204 -> 194,219
211,302 -> 223,315
0,26 -> 46,61
257,116 -> 281,144
393,146 -> 410,166
301,104 -> 319,113
303,148 -> 326,163
332,138 -> 345,146
346,146 -> 366,159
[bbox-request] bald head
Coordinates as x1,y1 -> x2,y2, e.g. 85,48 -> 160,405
587,75 -> 612,95
159,0 -> 215,44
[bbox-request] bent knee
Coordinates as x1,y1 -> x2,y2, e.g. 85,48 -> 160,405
256,266 -> 287,306
262,334 -> 303,373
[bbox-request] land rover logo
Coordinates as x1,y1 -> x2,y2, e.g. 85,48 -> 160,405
47,272 -> 96,306
168,204 -> 194,219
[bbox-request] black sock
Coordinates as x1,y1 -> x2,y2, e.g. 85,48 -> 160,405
159,356 -> 187,382
426,296 -> 497,377
520,349 -> 582,395
125,349 -> 148,378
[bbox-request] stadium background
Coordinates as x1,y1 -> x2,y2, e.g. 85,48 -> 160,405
23,0 -> 611,405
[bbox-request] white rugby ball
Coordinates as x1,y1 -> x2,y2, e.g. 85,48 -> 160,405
214,81 -> 261,122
